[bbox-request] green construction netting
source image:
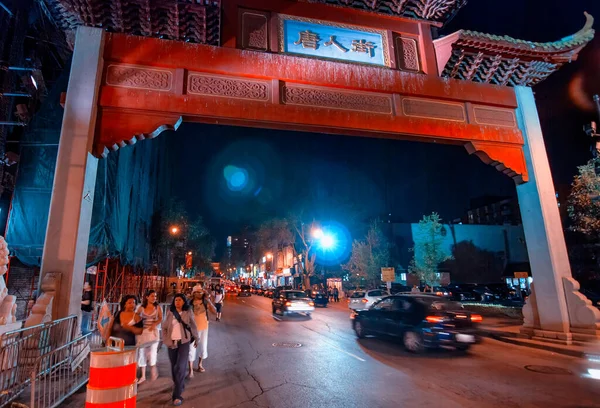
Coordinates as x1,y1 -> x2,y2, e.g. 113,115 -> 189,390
6,65 -> 173,267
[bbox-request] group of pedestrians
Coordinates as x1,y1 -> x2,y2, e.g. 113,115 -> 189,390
98,283 -> 226,406
327,286 -> 340,302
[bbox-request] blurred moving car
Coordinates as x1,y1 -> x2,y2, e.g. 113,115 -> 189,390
238,284 -> 252,297
272,290 -> 315,316
272,285 -> 293,300
348,289 -> 387,311
352,294 -> 482,353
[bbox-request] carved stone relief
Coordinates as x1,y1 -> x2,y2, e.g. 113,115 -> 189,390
402,97 -> 466,122
396,36 -> 420,72
106,64 -> 173,91
473,106 -> 517,128
187,73 -> 270,101
241,11 -> 268,51
282,84 -> 393,114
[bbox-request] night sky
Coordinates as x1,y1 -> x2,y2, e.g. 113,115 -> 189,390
171,0 -> 600,255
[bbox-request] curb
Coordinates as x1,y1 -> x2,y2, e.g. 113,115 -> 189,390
478,329 -> 585,358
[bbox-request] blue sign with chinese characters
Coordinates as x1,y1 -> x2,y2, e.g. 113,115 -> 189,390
281,18 -> 387,67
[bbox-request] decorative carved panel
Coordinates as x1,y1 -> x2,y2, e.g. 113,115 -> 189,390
282,84 -> 393,114
472,106 -> 517,128
106,64 -> 173,91
187,73 -> 270,101
401,98 -> 465,122
241,10 -> 269,51
395,36 -> 420,72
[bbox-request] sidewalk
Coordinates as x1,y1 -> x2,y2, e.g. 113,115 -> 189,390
476,317 -> 591,358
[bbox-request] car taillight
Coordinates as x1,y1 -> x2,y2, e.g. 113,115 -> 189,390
470,314 -> 483,322
285,301 -> 292,306
361,298 -> 368,303
435,292 -> 443,296
426,316 -> 445,323
309,302 -> 314,306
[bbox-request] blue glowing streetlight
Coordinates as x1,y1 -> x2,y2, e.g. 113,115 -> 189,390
319,233 -> 335,250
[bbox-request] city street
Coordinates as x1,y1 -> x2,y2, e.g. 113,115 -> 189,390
64,293 -> 600,408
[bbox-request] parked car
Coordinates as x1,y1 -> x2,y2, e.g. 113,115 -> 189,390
446,284 -> 482,302
256,287 -> 264,296
272,290 -> 315,316
264,289 -> 274,298
348,289 -> 387,311
238,284 -> 252,297
352,294 -> 482,353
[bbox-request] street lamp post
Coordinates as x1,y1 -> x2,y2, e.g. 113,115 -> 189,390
169,225 -> 180,276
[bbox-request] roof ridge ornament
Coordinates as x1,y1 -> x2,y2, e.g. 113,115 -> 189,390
434,12 -> 596,87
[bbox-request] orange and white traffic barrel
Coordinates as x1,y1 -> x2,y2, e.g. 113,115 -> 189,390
86,337 -> 137,407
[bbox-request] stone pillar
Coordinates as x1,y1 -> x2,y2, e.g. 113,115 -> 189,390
515,86 -> 600,343
38,27 -> 105,320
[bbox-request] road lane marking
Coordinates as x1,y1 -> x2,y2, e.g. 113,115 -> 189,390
323,339 -> 366,362
302,324 -> 366,362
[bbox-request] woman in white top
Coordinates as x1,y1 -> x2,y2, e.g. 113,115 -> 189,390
188,288 -> 216,377
136,290 -> 163,383
212,284 -> 224,321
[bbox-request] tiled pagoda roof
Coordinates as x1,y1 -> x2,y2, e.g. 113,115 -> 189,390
434,12 -> 595,87
296,0 -> 468,24
42,0 -> 467,48
42,0 -> 222,46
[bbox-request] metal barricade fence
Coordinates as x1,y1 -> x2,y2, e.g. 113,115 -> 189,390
29,333 -> 92,408
28,337 -> 159,408
0,316 -> 78,407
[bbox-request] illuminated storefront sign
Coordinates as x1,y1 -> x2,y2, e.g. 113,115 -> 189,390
280,15 -> 390,67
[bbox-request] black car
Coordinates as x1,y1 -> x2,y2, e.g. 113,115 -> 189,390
312,292 -> 329,307
238,284 -> 252,297
352,294 -> 482,353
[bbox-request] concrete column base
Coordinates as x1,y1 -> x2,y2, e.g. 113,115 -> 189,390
521,280 -> 600,344
520,327 -> 573,345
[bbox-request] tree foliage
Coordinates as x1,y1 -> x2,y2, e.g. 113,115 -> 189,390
255,218 -> 295,259
342,221 -> 390,287
568,158 -> 600,239
440,240 -> 503,283
408,213 -> 450,288
151,198 -> 214,274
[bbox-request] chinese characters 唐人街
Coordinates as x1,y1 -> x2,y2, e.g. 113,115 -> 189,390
294,31 -> 375,57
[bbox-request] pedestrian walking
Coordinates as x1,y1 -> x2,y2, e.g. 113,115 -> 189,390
188,287 -> 216,378
163,294 -> 198,406
106,294 -> 143,346
411,285 -> 421,293
212,284 -> 224,321
136,290 -> 163,383
80,282 -> 94,335
333,286 -> 339,302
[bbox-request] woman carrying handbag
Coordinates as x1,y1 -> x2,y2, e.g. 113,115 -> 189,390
162,294 -> 198,406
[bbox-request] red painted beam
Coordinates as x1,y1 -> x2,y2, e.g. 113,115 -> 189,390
98,86 -> 523,146
103,33 -> 518,108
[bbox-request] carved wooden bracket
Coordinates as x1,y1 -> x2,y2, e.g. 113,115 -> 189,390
94,108 -> 183,158
464,141 -> 528,184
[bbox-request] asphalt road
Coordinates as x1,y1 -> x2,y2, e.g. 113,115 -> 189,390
64,293 -> 600,408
